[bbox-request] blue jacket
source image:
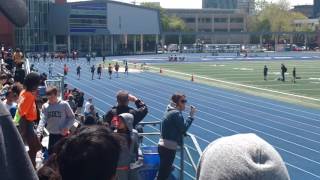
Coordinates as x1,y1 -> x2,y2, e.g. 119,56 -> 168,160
160,104 -> 194,146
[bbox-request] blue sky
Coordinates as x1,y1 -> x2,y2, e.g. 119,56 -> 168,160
68,0 -> 313,9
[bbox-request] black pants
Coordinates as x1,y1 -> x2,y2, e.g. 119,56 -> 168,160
157,146 -> 176,180
19,119 -> 41,168
48,134 -> 63,155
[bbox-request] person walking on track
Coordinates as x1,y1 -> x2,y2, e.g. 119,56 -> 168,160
97,64 -> 102,79
108,63 -> 113,79
64,64 -> 69,76
263,65 -> 268,81
124,61 -> 128,76
91,65 -> 95,80
115,62 -> 120,78
292,67 -> 297,83
281,64 -> 287,82
76,65 -> 81,80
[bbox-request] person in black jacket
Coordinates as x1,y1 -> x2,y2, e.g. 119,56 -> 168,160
281,64 -> 287,82
90,65 -> 95,80
263,65 -> 268,81
104,90 -> 148,128
14,63 -> 26,84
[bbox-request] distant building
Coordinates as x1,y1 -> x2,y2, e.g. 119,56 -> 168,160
293,19 -> 319,31
314,0 -> 320,18
166,8 -> 249,43
202,0 -> 237,9
237,0 -> 255,15
293,5 -> 313,18
202,0 -> 255,14
7,0 -> 160,54
15,0 -> 50,52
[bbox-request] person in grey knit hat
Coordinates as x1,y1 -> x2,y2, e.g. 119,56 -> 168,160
197,133 -> 290,180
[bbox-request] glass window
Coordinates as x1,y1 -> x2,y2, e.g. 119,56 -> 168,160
230,29 -> 243,32
215,28 -> 228,32
185,18 -> 195,23
214,18 -> 227,23
230,18 -> 243,23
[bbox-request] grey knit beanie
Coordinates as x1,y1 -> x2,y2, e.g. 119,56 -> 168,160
119,113 -> 134,132
197,133 -> 290,180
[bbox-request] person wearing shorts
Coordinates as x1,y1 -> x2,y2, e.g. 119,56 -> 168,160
64,64 -> 69,76
76,65 -> 81,80
91,65 -> 95,80
124,61 -> 128,76
115,62 -> 120,78
108,63 -> 113,79
97,64 -> 102,79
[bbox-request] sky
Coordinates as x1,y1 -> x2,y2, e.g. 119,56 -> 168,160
67,0 -> 314,9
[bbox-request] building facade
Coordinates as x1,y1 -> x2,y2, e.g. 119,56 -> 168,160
237,0 -> 255,15
9,0 -> 160,55
166,8 -> 248,44
15,0 -> 50,52
293,5 -> 313,18
314,0 -> 320,18
293,19 -> 319,31
202,0 -> 254,14
202,0 -> 237,9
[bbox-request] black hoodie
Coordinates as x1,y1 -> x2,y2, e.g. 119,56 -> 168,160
104,99 -> 148,128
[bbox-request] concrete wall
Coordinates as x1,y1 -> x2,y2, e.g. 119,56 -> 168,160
107,2 -> 160,35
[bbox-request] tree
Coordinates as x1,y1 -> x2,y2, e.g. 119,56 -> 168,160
141,2 -> 187,32
249,0 -> 309,32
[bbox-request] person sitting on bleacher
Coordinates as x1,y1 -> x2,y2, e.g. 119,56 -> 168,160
37,86 -> 75,155
13,48 -> 24,65
84,104 -> 99,121
197,133 -> 290,180
112,113 -> 140,180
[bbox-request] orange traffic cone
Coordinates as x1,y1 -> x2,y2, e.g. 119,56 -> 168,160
160,68 -> 163,74
191,73 -> 194,82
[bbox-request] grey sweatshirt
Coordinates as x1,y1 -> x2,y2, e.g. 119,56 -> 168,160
37,100 -> 75,136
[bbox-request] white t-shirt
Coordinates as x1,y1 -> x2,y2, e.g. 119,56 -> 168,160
84,101 -> 92,113
3,100 -> 17,116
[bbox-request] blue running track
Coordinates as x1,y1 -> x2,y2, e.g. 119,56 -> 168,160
34,59 -> 320,180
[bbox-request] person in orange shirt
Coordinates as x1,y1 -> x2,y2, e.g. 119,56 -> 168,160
64,64 -> 69,76
15,72 -> 42,168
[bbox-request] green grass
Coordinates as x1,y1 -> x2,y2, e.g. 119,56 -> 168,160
151,60 -> 320,108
